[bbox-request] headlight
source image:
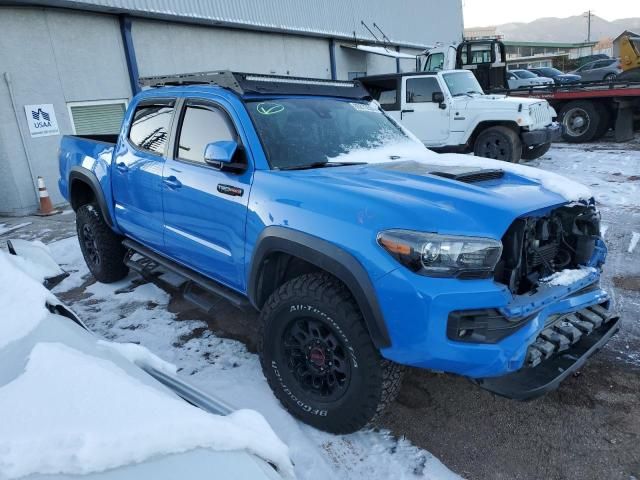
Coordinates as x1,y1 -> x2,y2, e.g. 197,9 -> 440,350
377,230 -> 502,279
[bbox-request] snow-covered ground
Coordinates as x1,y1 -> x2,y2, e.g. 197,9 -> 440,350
3,139 -> 638,480
44,235 -> 459,479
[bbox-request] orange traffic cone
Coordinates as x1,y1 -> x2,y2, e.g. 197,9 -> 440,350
36,176 -> 60,216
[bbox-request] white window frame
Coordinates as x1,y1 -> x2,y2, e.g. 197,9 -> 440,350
66,99 -> 129,135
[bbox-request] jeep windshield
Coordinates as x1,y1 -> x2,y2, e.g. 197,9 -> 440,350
246,98 -> 409,170
443,71 -> 484,97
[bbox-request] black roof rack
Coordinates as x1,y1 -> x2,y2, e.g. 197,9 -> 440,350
139,70 -> 371,99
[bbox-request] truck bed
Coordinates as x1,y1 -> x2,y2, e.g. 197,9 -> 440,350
58,134 -> 117,212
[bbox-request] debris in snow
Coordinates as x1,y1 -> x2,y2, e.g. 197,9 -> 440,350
541,267 -> 597,286
0,251 -> 54,350
330,140 -> 592,202
0,342 -> 294,479
629,232 -> 639,254
601,224 -> 609,239
0,222 -> 31,236
98,339 -> 178,376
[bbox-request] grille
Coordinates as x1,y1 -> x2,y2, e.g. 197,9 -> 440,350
529,103 -> 552,129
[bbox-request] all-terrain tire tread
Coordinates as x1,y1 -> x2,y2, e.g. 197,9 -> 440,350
76,203 -> 128,283
258,272 -> 403,433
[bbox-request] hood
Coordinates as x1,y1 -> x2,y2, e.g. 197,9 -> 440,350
456,94 -> 546,111
270,147 -> 590,240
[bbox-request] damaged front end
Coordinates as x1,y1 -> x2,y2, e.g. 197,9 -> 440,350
494,202 -> 605,295
473,202 -> 621,399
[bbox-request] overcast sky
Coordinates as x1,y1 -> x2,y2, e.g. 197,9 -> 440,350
463,0 -> 640,27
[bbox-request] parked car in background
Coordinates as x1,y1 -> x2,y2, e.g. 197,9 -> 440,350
529,67 -> 581,85
569,59 -> 622,82
507,69 -> 554,89
0,242 -> 293,480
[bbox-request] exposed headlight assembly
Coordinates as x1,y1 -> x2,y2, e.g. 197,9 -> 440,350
377,230 -> 502,279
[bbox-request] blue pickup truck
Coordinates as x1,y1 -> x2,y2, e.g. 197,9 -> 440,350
59,71 -> 619,434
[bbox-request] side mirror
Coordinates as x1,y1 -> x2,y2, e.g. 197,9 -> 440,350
432,91 -> 446,109
204,140 -> 238,167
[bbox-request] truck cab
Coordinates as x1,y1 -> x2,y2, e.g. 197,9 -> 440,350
360,69 -> 560,162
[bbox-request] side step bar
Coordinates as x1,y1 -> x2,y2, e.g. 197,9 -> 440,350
122,239 -> 252,311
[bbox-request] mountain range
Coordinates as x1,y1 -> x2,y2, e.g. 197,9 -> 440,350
489,15 -> 640,42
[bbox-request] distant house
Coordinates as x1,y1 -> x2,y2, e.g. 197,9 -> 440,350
503,40 -> 597,69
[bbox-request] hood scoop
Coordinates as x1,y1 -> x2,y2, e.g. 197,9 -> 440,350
429,169 -> 505,184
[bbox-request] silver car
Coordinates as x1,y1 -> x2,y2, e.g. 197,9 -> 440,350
570,59 -> 621,82
507,69 -> 554,89
0,240 -> 293,480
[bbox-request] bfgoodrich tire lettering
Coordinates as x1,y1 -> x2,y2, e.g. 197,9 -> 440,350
76,203 -> 128,283
258,272 -> 403,434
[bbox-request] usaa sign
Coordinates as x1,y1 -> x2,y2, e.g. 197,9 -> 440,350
24,104 -> 60,137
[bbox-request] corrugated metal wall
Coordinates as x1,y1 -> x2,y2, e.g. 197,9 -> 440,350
26,0 -> 463,48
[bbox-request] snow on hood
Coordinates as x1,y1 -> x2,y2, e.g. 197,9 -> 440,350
0,342 -> 294,479
0,250 -> 55,350
330,141 -> 592,202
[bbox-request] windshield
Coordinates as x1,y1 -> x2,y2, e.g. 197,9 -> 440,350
246,98 -> 409,169
514,70 -> 537,79
442,72 -> 484,96
538,68 -> 563,77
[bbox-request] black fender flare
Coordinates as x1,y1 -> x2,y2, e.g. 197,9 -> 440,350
248,226 -> 391,349
69,166 -> 114,228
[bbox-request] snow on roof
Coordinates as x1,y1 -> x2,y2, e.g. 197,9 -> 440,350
330,140 -> 592,202
0,251 -> 55,350
0,342 -> 293,479
0,249 -> 293,479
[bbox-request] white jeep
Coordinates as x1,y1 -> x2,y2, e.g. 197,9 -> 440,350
360,70 -> 561,162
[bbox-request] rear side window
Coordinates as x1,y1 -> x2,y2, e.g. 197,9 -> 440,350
128,102 -> 174,155
177,105 -> 235,164
406,77 -> 442,103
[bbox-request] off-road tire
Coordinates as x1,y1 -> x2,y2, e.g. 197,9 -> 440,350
258,272 -> 403,434
76,203 -> 128,283
521,142 -> 551,161
559,100 -> 601,143
473,126 -> 522,163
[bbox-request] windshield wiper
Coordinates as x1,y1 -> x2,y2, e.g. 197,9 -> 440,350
452,92 -> 474,98
277,161 -> 366,171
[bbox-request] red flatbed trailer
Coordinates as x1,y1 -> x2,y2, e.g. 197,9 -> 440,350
504,81 -> 640,143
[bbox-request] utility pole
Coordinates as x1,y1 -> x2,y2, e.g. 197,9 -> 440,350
584,10 -> 594,55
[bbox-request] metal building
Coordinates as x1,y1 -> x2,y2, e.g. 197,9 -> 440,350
0,0 -> 463,215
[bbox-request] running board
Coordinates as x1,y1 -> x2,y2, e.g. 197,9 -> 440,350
122,239 -> 252,311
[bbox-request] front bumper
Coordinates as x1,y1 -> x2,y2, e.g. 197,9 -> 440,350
376,265 -> 614,379
476,306 -> 620,400
521,122 -> 562,146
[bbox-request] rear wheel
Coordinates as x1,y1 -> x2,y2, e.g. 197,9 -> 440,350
258,272 -> 403,434
473,126 -> 522,163
559,101 -> 601,143
76,203 -> 128,283
521,142 -> 551,161
604,73 -> 616,82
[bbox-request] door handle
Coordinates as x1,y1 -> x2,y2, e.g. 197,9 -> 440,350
163,176 -> 182,189
116,162 -> 128,172
401,109 -> 415,113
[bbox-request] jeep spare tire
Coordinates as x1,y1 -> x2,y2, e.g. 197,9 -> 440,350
473,126 -> 522,163
258,272 -> 403,434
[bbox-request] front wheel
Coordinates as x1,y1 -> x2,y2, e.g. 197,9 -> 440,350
521,142 -> 551,161
604,73 -> 616,82
473,126 -> 522,163
76,203 -> 128,283
258,273 -> 403,434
